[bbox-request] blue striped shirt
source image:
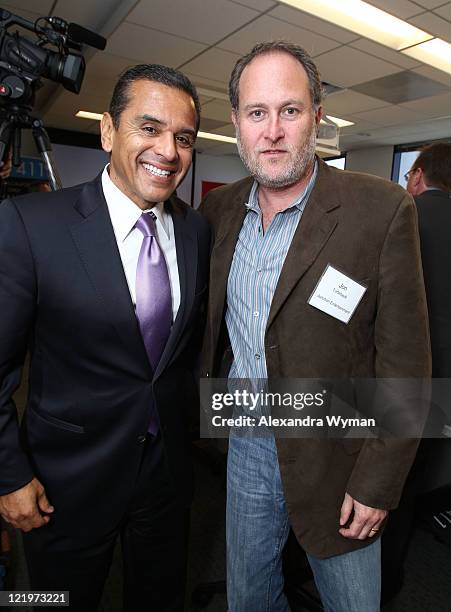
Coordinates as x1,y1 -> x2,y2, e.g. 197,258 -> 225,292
226,162 -> 318,380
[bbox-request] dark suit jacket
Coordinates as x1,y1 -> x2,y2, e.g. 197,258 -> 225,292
200,159 -> 431,558
415,189 -> 451,376
0,174 -> 211,545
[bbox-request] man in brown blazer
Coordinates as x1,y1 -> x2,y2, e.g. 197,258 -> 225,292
200,42 -> 431,612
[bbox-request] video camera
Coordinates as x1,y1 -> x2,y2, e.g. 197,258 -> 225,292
0,9 -> 106,190
0,8 -> 106,105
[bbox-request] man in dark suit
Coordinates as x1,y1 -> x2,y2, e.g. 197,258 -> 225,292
407,143 -> 451,377
200,42 -> 430,612
381,143 -> 451,600
0,64 -> 210,611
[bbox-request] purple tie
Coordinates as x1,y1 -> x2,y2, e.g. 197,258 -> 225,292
135,212 -> 172,433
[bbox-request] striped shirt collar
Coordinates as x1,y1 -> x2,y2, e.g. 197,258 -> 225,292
245,159 -> 318,214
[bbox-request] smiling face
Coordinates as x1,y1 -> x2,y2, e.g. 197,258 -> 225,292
101,79 -> 197,209
232,51 -> 322,190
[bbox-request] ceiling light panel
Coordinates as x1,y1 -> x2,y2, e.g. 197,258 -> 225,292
76,111 -> 104,120
402,38 -> 451,74
278,0 -> 433,50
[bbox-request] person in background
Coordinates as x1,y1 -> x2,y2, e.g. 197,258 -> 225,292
0,64 -> 210,611
406,143 -> 451,377
382,143 -> 451,602
200,41 -> 431,612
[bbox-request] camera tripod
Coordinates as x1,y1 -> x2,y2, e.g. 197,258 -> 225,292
0,105 -> 62,191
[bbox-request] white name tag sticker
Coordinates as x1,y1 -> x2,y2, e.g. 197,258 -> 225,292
308,264 -> 367,324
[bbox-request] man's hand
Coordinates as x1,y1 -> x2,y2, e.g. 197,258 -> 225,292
0,478 -> 54,532
0,149 -> 12,180
339,492 -> 387,540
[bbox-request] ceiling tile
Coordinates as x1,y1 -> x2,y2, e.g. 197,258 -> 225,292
48,0 -> 118,30
201,99 -> 233,123
182,48 -> 241,84
184,72 -> 228,90
412,64 -> 451,87
267,5 -> 358,43
351,70 -> 449,104
314,46 -> 401,88
400,90 -> 451,115
350,39 -> 421,69
364,0 -> 425,18
75,54 -> 134,109
2,0 -> 54,14
339,119 -> 380,134
211,123 -> 237,136
0,2 -> 43,22
73,87 -> 111,112
229,0 -> 277,11
351,104 -> 427,126
324,90 -> 387,114
126,0 -> 259,45
47,89 -> 102,119
218,15 -> 341,57
198,94 -> 215,105
199,117 -> 229,131
107,23 -> 207,67
411,0 -> 449,8
84,52 -> 135,84
408,12 -> 451,42
434,3 -> 451,21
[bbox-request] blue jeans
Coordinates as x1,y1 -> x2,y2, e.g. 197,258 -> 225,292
226,434 -> 381,612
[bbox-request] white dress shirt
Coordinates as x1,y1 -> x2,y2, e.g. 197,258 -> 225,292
101,165 -> 180,322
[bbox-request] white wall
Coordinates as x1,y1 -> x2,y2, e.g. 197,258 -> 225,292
174,164 -> 193,204
52,144 -> 109,187
345,146 -> 394,180
193,152 -> 249,208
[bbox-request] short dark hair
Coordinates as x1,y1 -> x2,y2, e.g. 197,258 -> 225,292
229,41 -> 323,111
109,64 -> 201,132
412,143 -> 451,193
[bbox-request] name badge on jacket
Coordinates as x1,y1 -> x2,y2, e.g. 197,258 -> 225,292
308,264 -> 367,324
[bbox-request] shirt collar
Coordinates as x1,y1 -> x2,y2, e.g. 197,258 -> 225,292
101,164 -> 169,242
245,159 -> 318,214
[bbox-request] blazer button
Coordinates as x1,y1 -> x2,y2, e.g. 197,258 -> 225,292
137,435 -> 146,443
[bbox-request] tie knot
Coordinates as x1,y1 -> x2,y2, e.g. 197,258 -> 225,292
136,211 -> 157,237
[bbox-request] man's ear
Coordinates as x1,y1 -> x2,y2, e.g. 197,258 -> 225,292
231,110 -> 238,130
100,112 -> 115,153
315,106 -> 323,133
412,167 -> 422,189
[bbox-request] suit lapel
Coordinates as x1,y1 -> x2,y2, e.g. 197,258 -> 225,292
154,197 -> 197,380
267,161 -> 340,328
70,176 -> 152,379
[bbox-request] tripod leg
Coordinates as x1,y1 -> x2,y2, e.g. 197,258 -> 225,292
12,126 -> 21,167
0,119 -> 13,164
32,121 -> 62,190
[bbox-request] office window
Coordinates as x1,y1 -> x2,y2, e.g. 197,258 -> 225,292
325,156 -> 346,170
395,150 -> 420,188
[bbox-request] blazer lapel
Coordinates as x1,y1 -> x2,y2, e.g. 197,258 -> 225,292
267,161 -> 340,329
154,197 -> 197,380
207,180 -> 251,351
70,175 -> 152,379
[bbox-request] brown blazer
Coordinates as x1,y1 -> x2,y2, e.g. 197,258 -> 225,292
200,158 -> 431,558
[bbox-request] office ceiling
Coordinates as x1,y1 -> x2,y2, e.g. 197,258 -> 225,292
2,0 -> 451,155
